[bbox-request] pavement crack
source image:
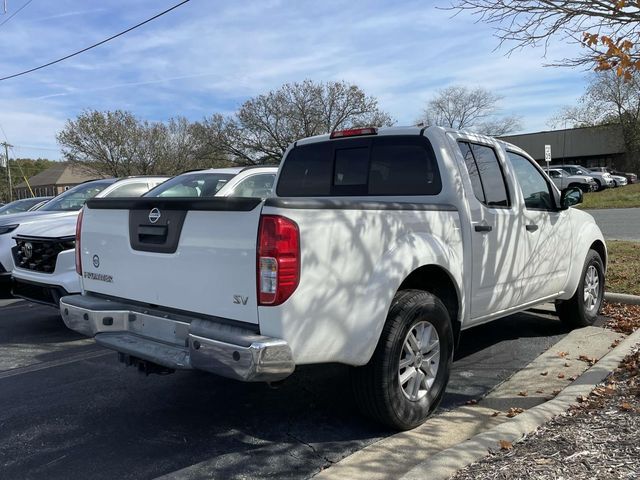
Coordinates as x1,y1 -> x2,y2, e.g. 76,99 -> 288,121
286,431 -> 336,466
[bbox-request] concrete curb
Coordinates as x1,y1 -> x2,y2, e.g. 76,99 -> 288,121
605,292 -> 640,305
400,327 -> 640,480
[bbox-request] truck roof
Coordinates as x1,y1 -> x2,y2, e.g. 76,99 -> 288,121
294,125 -> 529,158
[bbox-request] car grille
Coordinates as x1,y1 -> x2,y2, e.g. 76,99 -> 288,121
12,236 -> 75,274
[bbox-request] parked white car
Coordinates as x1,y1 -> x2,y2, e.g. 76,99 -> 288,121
556,164 -> 614,190
9,176 -> 169,305
0,196 -> 52,215
546,168 -> 597,192
61,127 -> 605,430
0,179 -> 117,289
11,168 -> 276,307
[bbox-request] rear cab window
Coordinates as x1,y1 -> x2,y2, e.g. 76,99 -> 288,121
276,136 -> 442,196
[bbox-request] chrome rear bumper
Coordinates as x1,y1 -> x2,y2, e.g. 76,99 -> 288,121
60,294 -> 294,382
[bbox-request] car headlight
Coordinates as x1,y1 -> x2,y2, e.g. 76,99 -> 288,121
0,224 -> 18,235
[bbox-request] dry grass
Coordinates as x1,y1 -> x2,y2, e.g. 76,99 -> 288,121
606,241 -> 640,296
579,183 -> 640,209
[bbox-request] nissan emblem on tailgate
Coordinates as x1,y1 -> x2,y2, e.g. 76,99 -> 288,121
148,208 -> 161,224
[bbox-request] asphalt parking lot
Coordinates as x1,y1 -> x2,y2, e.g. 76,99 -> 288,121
587,207 -> 640,241
0,299 -> 571,480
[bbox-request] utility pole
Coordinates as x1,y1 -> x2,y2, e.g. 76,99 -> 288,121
1,141 -> 13,202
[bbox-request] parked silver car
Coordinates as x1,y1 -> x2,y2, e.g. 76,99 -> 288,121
547,168 -> 597,192
556,165 -> 614,190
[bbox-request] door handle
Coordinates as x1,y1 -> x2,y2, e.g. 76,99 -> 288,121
526,224 -> 539,232
474,225 -> 493,233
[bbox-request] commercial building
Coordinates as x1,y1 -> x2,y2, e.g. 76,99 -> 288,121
500,124 -> 627,169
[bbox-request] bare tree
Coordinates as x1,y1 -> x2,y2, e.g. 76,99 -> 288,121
451,1 -> 640,78
57,111 -> 230,176
57,110 -> 144,176
422,85 -> 521,135
551,70 -> 640,169
203,80 -> 394,165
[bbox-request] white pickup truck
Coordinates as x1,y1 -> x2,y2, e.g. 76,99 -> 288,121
61,127 -> 606,430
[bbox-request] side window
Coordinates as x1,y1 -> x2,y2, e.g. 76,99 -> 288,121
106,182 -> 151,198
508,152 -> 555,210
458,141 -> 510,207
458,141 -> 485,204
228,173 -> 276,198
548,170 -> 560,178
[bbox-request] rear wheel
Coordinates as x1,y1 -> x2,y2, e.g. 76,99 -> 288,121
555,249 -> 605,328
351,289 -> 453,430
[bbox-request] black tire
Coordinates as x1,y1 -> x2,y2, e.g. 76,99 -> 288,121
555,249 -> 605,328
351,289 -> 454,430
593,179 -> 602,191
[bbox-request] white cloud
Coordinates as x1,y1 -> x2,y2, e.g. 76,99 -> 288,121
0,0 -> 593,157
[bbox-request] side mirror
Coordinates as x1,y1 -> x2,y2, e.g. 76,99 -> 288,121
560,187 -> 583,210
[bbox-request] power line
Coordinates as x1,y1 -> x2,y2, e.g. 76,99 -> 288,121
0,0 -> 191,82
0,0 -> 34,29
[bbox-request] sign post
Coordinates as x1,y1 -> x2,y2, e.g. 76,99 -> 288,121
544,144 -> 552,173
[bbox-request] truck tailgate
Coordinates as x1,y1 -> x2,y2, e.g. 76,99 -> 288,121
79,197 -> 262,324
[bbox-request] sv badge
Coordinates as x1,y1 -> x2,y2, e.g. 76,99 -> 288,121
233,295 -> 249,305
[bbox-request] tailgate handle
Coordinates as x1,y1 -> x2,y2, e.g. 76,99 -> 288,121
138,225 -> 168,244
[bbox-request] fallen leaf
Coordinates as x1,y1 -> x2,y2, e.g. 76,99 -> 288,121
552,389 -> 561,396
558,351 -> 569,358
620,402 -> 633,411
506,407 -> 525,418
465,399 -> 478,405
578,355 -> 597,366
558,373 -> 565,379
564,362 -> 571,367
576,395 -> 588,403
499,440 -> 513,450
568,376 -> 577,381
540,371 -> 549,376
491,411 -> 500,417
536,389 -> 544,394
518,391 -> 528,397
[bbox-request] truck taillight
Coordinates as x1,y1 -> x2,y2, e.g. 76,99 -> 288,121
75,208 -> 83,275
257,215 -> 300,306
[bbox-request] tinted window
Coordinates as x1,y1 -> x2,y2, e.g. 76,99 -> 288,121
458,142 -> 510,207
334,148 -> 369,186
369,139 -> 441,195
458,142 -> 485,204
277,136 -> 441,196
148,173 -> 235,198
508,152 -> 555,210
276,142 -> 333,196
40,180 -> 115,212
227,173 -> 276,198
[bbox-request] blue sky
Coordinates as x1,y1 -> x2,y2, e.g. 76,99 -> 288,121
0,0 -> 588,160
